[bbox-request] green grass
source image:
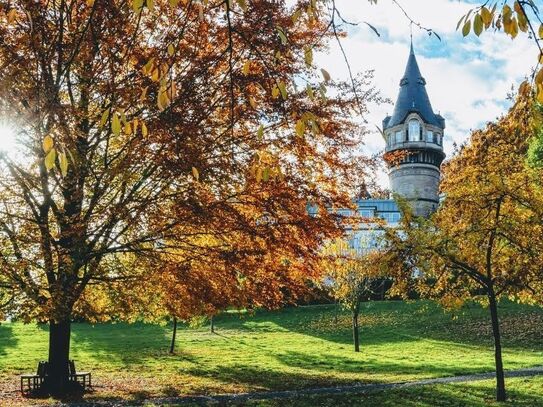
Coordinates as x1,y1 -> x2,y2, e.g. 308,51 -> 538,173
0,300 -> 542,405
248,376 -> 543,406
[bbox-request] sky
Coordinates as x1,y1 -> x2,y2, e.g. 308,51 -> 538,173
315,0 -> 535,186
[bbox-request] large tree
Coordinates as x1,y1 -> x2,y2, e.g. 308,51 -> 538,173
383,83 -> 543,402
0,0 -> 378,395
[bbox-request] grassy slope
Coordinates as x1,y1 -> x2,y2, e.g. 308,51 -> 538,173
0,300 -> 542,404
249,376 -> 543,407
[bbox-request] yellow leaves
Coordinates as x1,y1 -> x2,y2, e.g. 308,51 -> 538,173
58,151 -> 68,177
257,124 -> 264,140
100,109 -> 110,127
168,44 -> 175,56
42,135 -> 54,153
140,86 -> 148,102
124,122 -> 132,135
320,68 -> 331,83
7,8 -> 17,24
142,122 -> 149,137
539,24 -> 543,39
235,0 -> 247,12
272,84 -> 280,99
86,0 -> 95,6
192,166 -> 199,181
304,46 -> 313,68
111,113 -> 121,136
45,148 -> 56,171
480,6 -> 492,26
169,0 -> 180,7
277,81 -> 287,100
143,58 -> 155,75
147,0 -> 155,12
306,84 -> 315,100
157,88 -> 170,111
276,26 -> 288,45
132,0 -> 144,13
295,119 -> 306,137
242,60 -> 251,75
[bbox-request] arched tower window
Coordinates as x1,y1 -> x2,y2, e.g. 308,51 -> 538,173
426,130 -> 433,143
408,119 -> 420,141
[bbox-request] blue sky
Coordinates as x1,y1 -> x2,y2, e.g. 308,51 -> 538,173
315,0 -> 535,185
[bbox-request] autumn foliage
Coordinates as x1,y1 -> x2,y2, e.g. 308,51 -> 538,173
0,0 -> 379,395
383,83 -> 543,402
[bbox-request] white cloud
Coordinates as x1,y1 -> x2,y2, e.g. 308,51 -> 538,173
315,0 -> 536,186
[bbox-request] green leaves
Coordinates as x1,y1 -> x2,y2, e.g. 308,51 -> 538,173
462,19 -> 471,37
276,26 -> 288,45
304,46 -> 313,68
473,13 -> 483,36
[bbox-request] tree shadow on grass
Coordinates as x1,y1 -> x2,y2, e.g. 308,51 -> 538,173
270,301 -> 543,353
0,323 -> 18,357
69,322 -> 179,367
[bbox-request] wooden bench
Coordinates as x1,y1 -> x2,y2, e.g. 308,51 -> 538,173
20,361 -> 48,394
69,360 -> 91,389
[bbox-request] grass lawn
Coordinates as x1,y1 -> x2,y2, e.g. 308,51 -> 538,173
0,300 -> 541,405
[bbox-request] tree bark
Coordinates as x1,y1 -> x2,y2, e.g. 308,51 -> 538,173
352,312 -> 360,352
169,317 -> 177,354
210,316 -> 215,333
488,288 -> 506,402
45,319 -> 71,396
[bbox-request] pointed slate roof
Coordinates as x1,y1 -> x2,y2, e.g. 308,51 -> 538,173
384,43 -> 443,129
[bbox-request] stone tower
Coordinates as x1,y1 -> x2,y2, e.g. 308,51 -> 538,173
383,43 -> 446,218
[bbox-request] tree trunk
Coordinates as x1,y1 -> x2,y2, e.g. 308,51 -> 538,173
169,317 -> 177,354
45,319 -> 71,396
488,288 -> 506,402
352,312 -> 360,352
210,316 -> 215,333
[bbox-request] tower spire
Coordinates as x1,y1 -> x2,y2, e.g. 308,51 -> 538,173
384,41 -> 439,129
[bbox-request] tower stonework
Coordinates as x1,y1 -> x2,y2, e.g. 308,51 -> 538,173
383,44 -> 445,218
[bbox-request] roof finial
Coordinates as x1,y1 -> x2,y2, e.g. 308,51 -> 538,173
410,24 -> 414,55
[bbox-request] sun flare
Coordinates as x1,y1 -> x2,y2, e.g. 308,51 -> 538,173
0,122 -> 18,154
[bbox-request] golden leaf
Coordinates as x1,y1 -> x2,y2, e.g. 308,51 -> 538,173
58,151 -> 68,177
42,135 -> 54,153
112,114 -> 121,136
480,6 -> 492,26
278,81 -> 287,100
133,0 -> 144,13
192,166 -> 199,181
147,0 -> 155,11
276,26 -> 288,45
100,109 -> 110,127
142,122 -> 149,137
7,9 -> 17,24
45,148 -> 56,170
242,60 -> 251,75
168,44 -> 175,56
295,119 -> 305,137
